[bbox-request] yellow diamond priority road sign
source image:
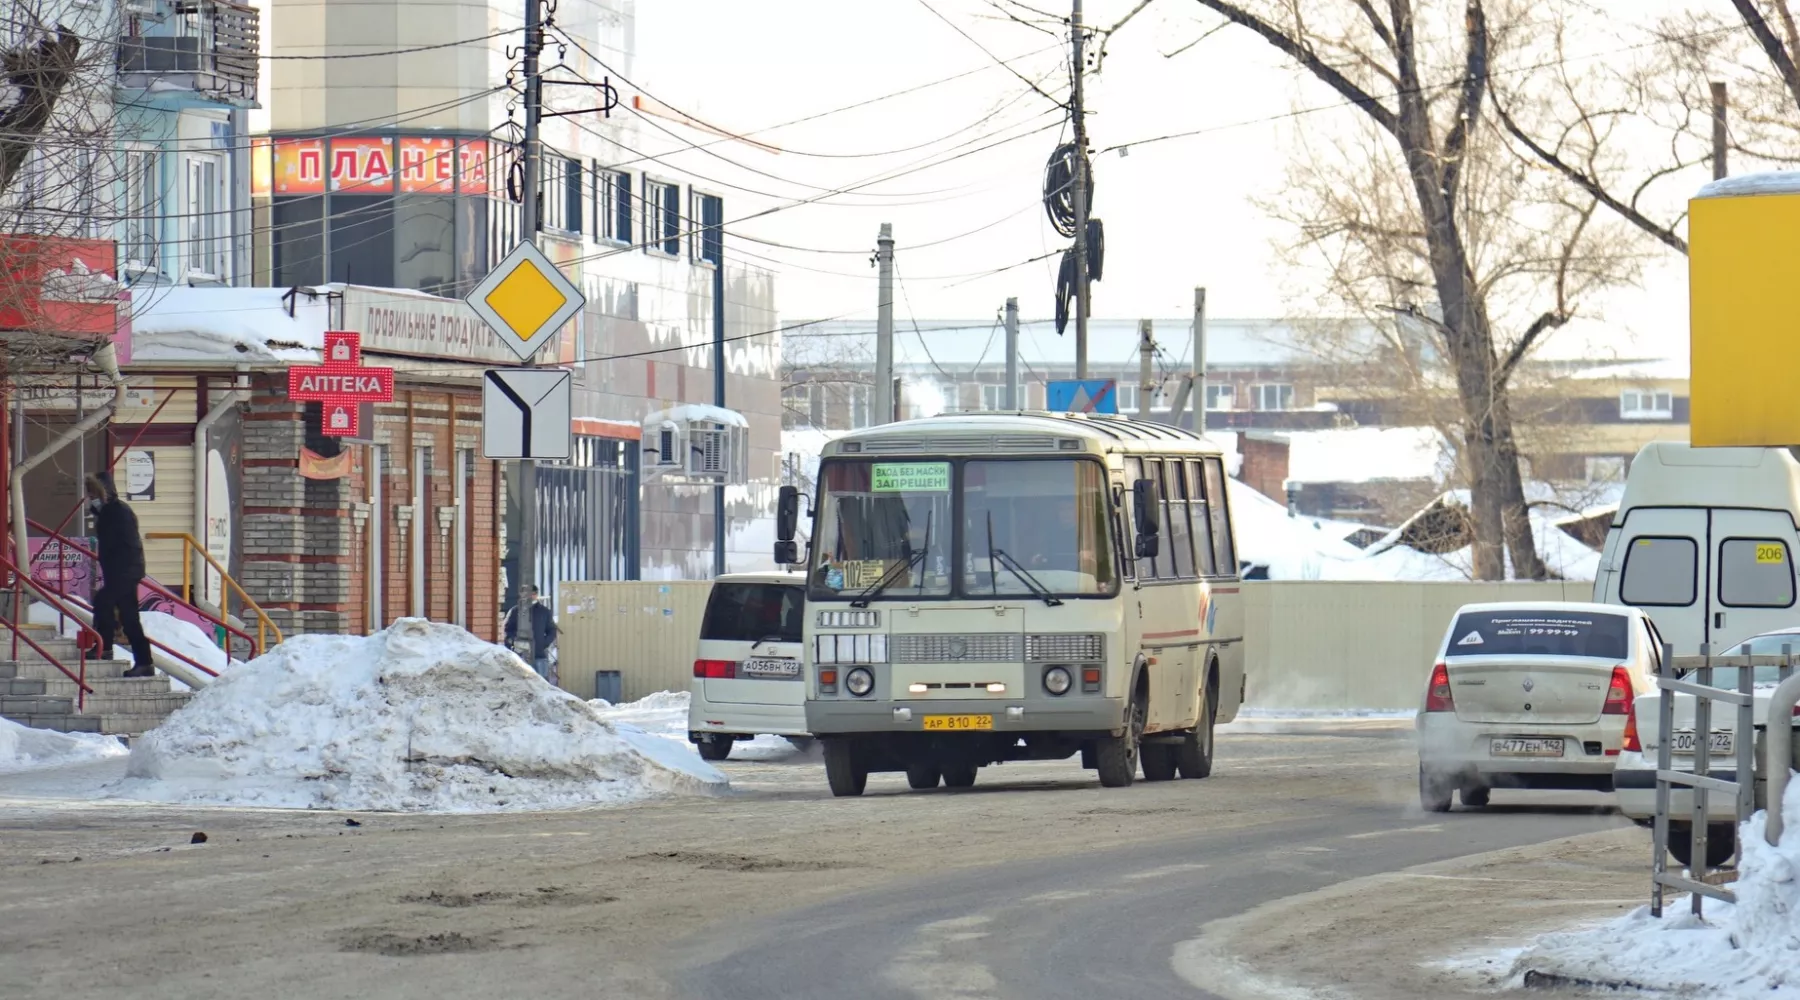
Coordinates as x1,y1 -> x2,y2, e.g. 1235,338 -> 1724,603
465,241 -> 585,363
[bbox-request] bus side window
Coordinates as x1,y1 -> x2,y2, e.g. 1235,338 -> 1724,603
1157,459 -> 1196,579
1111,483 -> 1135,581
1203,457 -> 1237,577
1188,460 -> 1217,576
1127,457 -> 1159,580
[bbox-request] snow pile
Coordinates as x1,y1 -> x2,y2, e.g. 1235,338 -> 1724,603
130,285 -> 327,363
28,602 -> 246,690
0,717 -> 127,774
121,619 -> 728,811
1514,781 -> 1800,997
1226,477 -> 1370,580
1284,426 -> 1453,485
592,690 -> 809,762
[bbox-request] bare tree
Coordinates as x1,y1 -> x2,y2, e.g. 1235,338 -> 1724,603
1181,0 -> 1640,578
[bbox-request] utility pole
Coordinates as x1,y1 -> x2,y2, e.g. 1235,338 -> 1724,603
874,224 -> 895,424
1192,287 -> 1207,435
1712,81 -> 1729,181
1070,0 -> 1091,378
1137,320 -> 1153,420
515,0 -> 543,612
1003,298 -> 1019,409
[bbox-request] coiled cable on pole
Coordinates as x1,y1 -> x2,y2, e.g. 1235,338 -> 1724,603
1043,142 -> 1081,238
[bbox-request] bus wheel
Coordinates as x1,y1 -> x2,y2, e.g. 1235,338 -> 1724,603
824,740 -> 868,797
1177,683 -> 1215,779
697,735 -> 734,762
1141,743 -> 1176,781
943,764 -> 977,788
1096,693 -> 1146,788
906,764 -> 942,790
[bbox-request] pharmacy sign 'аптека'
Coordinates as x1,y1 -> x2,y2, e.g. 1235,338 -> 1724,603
285,331 -> 395,436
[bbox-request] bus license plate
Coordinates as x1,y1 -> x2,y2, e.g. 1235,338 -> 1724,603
1490,737 -> 1564,757
923,714 -> 993,731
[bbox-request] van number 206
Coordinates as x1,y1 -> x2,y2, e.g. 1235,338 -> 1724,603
1757,544 -> 1786,564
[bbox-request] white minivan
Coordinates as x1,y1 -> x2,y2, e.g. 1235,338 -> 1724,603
1594,442 -> 1800,655
687,571 -> 810,761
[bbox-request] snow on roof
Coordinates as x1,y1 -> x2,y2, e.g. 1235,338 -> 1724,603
128,285 -> 329,364
645,403 -> 749,428
1566,358 -> 1689,382
1696,171 -> 1800,199
1282,427 -> 1452,485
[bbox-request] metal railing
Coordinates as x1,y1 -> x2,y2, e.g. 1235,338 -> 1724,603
116,0 -> 259,101
145,531 -> 281,655
1651,642 -> 1793,916
1,554 -> 98,712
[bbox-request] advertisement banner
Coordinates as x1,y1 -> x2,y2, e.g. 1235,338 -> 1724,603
458,138 -> 493,197
398,137 -> 456,194
329,137 -> 396,193
272,138 -> 325,195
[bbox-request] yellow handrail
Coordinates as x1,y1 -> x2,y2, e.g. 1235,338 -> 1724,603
145,532 -> 285,654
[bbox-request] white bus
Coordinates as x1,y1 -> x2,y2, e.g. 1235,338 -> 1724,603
772,411 -> 1246,797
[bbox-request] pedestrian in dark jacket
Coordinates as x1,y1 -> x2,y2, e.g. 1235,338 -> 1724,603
85,472 -> 155,676
503,584 -> 558,684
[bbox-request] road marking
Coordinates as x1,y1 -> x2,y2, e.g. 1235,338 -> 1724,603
1345,824 -> 1443,839
1125,863 -> 1212,880
1024,889 -> 1098,901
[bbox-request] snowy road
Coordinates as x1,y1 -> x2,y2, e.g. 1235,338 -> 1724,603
0,721 -> 1635,1000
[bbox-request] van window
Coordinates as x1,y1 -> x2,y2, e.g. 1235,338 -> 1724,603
701,583 -> 804,643
1621,536 -> 1697,606
1719,538 -> 1796,608
1447,611 -> 1630,659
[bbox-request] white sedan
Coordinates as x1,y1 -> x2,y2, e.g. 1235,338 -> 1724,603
1613,627 -> 1800,869
1417,602 -> 1662,812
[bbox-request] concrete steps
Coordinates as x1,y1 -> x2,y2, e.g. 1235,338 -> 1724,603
0,626 -> 194,737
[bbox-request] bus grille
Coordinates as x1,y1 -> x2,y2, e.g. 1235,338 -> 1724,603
891,633 -> 1024,662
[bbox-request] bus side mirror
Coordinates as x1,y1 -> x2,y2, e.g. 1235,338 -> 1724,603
1132,479 -> 1160,558
774,540 -> 799,566
777,485 -> 800,541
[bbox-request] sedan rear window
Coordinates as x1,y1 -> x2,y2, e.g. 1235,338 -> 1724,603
701,583 -> 804,644
1447,611 -> 1630,660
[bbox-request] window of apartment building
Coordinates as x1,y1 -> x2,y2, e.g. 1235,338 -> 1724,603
1250,383 -> 1294,411
644,177 -> 680,255
1206,384 -> 1234,410
690,190 -> 722,265
122,148 -> 159,267
848,384 -> 872,428
72,147 -> 102,238
184,153 -> 224,278
980,383 -> 1023,410
1115,383 -> 1169,413
541,156 -> 581,234
593,166 -> 633,244
1619,390 -> 1673,420
16,148 -> 44,210
783,383 -> 813,428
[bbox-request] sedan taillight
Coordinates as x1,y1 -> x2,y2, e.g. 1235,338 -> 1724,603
1425,662 -> 1454,713
1603,666 -> 1634,715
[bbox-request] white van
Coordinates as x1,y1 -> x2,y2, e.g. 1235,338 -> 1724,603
687,571 -> 810,761
1594,442 -> 1800,654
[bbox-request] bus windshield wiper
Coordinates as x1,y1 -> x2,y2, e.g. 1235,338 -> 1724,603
850,510 -> 933,608
990,547 -> 1064,607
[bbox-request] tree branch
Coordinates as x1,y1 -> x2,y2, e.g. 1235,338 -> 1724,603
1351,0 -> 1398,55
1489,87 -> 1689,254
1190,0 -> 1400,136
1440,1 -> 1489,201
0,27 -> 83,196
1733,0 -> 1800,113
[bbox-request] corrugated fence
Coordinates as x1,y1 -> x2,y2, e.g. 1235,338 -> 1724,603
555,580 -> 1593,711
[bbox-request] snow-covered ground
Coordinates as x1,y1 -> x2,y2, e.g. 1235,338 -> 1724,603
0,717 -> 127,774
117,619 -> 728,812
1512,782 -> 1800,997
592,690 -> 812,762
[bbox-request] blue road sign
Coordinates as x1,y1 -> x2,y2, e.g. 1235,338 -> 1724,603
1046,379 -> 1118,414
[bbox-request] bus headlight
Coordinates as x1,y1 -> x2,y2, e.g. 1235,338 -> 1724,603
845,667 -> 875,697
1043,666 -> 1073,696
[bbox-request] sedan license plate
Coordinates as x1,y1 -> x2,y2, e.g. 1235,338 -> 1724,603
1490,737 -> 1565,758
923,714 -> 993,731
741,657 -> 799,678
1671,731 -> 1734,755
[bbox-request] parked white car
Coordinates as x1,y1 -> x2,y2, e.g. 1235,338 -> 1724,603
688,572 -> 811,761
1613,627 -> 1800,869
1418,602 -> 1662,812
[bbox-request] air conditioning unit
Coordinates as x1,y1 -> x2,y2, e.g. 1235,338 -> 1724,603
642,404 -> 748,483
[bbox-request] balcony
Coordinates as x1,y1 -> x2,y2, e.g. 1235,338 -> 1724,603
117,0 -> 259,108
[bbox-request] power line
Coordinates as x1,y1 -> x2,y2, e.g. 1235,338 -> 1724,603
911,0 -> 1068,110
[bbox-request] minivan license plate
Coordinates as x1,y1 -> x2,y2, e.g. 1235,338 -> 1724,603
741,658 -> 799,678
1671,731 -> 1734,755
1490,737 -> 1564,757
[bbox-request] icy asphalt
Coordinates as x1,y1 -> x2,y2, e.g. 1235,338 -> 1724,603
0,720 -> 1638,1000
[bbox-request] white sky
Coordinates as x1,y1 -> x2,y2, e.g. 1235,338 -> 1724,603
630,1 -> 1711,362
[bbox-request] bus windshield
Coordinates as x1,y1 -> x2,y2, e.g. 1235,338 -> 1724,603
809,457 -> 1116,600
